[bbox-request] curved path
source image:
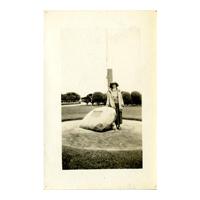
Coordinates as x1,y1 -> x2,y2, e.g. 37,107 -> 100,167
62,120 -> 142,151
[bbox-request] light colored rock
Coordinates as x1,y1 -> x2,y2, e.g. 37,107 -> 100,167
79,106 -> 116,132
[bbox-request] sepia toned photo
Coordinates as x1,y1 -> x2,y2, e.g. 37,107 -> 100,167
61,29 -> 142,170
44,11 -> 156,189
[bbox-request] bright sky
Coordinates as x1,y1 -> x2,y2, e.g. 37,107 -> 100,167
60,13 -> 146,97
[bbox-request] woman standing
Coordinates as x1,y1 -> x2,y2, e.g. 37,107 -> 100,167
106,82 -> 124,130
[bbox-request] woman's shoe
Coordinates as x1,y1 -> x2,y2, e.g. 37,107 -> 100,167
111,124 -> 116,130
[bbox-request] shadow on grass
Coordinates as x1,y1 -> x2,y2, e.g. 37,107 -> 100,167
62,146 -> 142,169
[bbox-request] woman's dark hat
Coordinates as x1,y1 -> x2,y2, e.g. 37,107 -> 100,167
110,82 -> 119,88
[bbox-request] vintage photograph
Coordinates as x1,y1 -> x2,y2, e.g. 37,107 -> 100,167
61,28 -> 143,169
44,11 -> 156,189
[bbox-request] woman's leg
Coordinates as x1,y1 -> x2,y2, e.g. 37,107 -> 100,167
115,103 -> 120,129
119,110 -> 122,125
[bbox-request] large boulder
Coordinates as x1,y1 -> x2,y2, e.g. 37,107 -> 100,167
79,107 -> 116,132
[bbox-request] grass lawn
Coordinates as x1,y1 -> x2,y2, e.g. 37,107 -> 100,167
62,146 -> 142,169
62,105 -> 142,121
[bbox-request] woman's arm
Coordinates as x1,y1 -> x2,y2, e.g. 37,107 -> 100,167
119,91 -> 124,107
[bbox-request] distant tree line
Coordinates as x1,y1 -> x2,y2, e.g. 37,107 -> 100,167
62,91 -> 142,106
61,92 -> 80,103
